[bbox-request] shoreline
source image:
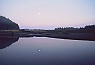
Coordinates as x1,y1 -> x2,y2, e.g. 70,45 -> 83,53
31,33 -> 95,41
0,30 -> 95,41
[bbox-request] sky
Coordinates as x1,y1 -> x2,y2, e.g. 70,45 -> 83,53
0,0 -> 95,29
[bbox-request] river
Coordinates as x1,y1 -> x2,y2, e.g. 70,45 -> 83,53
0,37 -> 95,65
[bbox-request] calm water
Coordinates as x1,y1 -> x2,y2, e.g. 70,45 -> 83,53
0,37 -> 95,65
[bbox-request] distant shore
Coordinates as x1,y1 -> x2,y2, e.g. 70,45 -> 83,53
30,33 -> 95,41
0,30 -> 95,41
0,24 -> 95,41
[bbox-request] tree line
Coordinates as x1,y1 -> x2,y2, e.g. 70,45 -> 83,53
54,25 -> 95,30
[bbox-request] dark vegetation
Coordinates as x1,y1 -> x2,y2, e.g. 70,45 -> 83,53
19,25 -> 95,34
0,16 -> 19,30
54,25 -> 95,33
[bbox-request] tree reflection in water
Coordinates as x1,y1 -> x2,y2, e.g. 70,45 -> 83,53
0,36 -> 19,50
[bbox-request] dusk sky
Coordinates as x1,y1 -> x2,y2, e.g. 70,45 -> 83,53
0,0 -> 95,29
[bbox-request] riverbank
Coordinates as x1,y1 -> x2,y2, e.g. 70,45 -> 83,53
30,33 -> 95,41
0,30 -> 95,41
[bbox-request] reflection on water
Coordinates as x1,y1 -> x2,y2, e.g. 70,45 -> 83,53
0,36 -> 19,50
0,36 -> 95,65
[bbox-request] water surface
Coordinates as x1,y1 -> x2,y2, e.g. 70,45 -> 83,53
0,37 -> 95,65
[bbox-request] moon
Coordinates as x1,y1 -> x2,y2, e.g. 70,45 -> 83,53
38,13 -> 40,15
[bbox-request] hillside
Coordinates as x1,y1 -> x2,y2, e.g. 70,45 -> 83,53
0,16 -> 19,30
